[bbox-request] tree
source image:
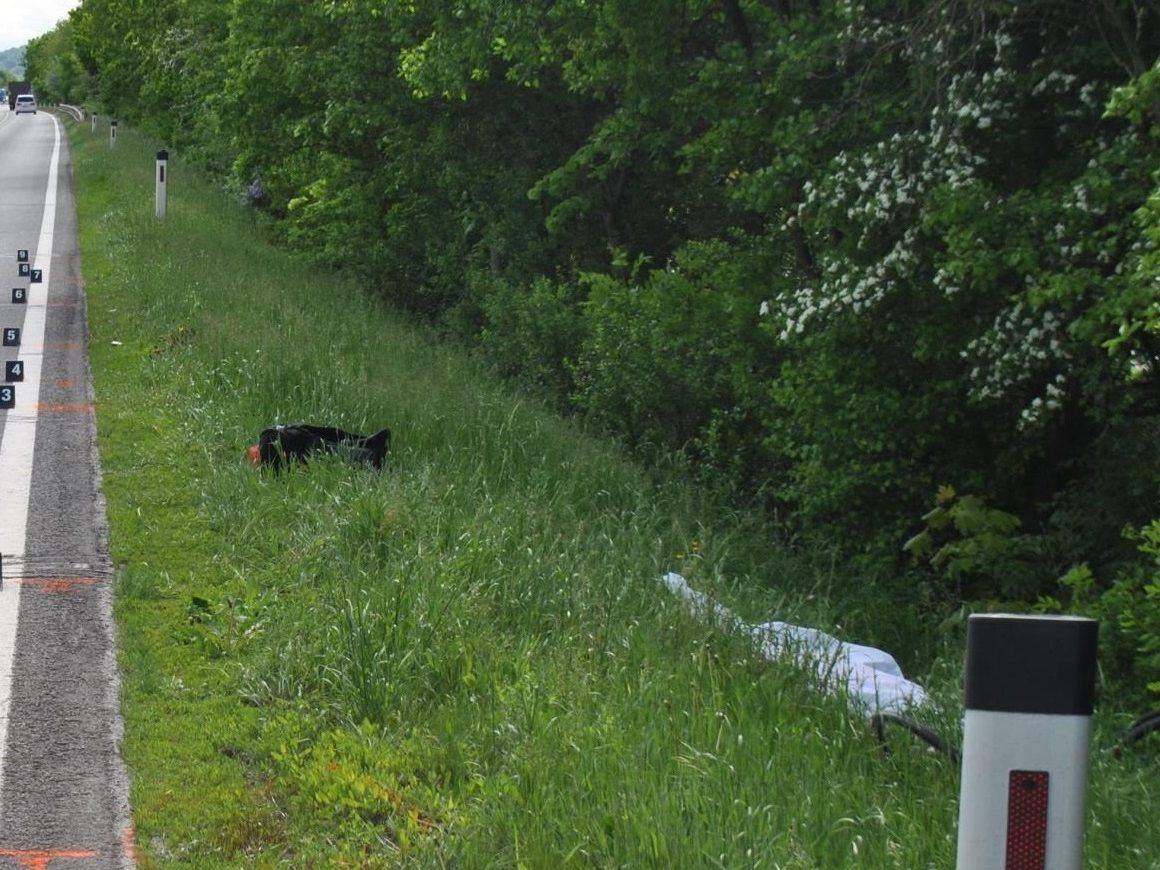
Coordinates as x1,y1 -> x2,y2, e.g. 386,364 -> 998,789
25,20 -> 90,105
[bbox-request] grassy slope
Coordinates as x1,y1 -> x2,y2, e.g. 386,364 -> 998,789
66,120 -> 1157,867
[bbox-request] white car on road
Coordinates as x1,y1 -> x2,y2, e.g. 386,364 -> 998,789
14,94 -> 37,115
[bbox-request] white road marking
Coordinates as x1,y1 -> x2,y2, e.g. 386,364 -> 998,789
0,115 -> 59,805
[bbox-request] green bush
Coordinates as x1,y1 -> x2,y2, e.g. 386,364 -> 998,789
1043,520 -> 1160,704
571,239 -> 778,488
476,274 -> 586,403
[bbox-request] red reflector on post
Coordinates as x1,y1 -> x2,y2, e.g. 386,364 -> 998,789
1006,770 -> 1049,869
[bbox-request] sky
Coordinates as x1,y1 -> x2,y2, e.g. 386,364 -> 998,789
1,0 -> 80,53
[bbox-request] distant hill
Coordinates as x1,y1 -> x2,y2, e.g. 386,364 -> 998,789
0,45 -> 25,78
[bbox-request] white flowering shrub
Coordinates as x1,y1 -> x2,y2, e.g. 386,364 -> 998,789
729,1 -> 1160,588
763,8 -> 1154,433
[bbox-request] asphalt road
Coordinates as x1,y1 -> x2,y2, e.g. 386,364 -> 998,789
0,106 -> 135,869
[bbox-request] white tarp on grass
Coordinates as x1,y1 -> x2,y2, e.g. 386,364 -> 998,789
662,572 -> 927,716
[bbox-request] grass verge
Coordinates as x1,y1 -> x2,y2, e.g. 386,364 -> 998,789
67,119 -> 1158,867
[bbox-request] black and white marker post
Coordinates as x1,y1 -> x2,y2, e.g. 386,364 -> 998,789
110,118 -> 118,147
955,614 -> 1098,870
91,112 -> 98,134
156,150 -> 169,219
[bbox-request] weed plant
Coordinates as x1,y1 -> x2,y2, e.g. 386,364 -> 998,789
67,121 -> 1158,867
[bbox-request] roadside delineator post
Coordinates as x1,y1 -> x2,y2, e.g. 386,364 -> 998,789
110,119 -> 118,147
955,613 -> 1098,870
91,112 -> 97,134
155,150 -> 169,219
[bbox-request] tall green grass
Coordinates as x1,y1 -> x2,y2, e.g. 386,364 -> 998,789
68,120 -> 1158,867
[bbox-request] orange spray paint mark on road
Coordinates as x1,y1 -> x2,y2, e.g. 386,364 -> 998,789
17,578 -> 98,593
120,824 -> 138,866
0,849 -> 98,870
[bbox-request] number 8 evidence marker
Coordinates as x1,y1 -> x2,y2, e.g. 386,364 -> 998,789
955,614 -> 1098,870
